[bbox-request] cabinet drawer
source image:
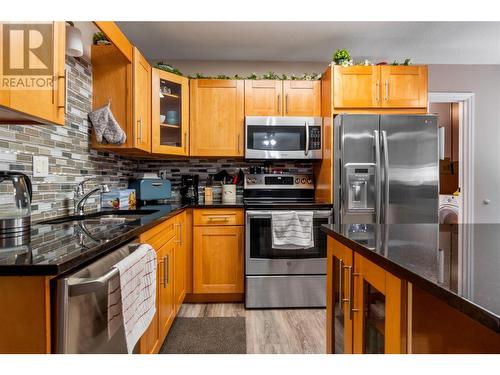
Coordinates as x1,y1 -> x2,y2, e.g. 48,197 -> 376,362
193,209 -> 244,226
139,216 -> 177,250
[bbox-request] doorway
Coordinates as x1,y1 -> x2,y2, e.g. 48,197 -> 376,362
428,92 -> 475,224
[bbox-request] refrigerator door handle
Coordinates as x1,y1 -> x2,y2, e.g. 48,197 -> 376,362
381,130 -> 389,223
373,130 -> 381,224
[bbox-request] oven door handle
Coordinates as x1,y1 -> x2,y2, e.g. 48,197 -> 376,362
246,210 -> 333,219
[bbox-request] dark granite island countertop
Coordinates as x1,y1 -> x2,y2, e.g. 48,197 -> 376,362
322,223 -> 500,333
0,201 -> 245,277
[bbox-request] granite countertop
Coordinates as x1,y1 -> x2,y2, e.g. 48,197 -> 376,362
322,223 -> 500,333
0,200 -> 245,277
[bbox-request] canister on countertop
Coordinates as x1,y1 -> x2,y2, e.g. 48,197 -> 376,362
204,174 -> 213,204
222,184 -> 236,203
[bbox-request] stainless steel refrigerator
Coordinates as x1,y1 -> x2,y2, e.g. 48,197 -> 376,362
334,114 -> 439,226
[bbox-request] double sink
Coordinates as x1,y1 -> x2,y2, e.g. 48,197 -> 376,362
40,209 -> 160,226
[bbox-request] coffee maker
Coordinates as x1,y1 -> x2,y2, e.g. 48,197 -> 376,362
180,174 -> 199,204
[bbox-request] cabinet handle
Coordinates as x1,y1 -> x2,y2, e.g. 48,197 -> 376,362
375,80 -> 380,103
351,271 -> 361,318
384,80 -> 389,101
159,258 -> 165,287
208,216 -> 230,221
175,223 -> 182,244
338,259 -> 344,304
183,132 -> 187,153
342,265 -> 351,313
285,94 -> 289,114
165,255 -> 169,285
238,134 -> 241,154
56,74 -> 65,109
137,116 -> 143,142
277,94 -> 281,114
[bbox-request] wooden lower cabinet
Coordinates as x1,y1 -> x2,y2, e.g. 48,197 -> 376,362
326,237 -> 405,354
139,212 -> 185,354
158,239 -> 176,341
193,225 -> 244,294
174,211 -> 187,313
353,253 -> 405,354
326,237 -> 354,354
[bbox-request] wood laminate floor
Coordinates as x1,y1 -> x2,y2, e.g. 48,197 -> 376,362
177,303 -> 326,354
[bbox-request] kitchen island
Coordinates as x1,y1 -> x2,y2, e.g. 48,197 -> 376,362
322,223 -> 500,354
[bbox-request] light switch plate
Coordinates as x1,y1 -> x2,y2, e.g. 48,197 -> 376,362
33,156 -> 49,177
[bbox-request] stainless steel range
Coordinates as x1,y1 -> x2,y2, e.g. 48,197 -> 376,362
244,173 -> 332,308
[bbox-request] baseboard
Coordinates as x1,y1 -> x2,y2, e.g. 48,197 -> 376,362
184,293 -> 244,303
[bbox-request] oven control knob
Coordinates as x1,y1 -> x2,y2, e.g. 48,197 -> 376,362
295,178 -> 300,184
301,178 -> 306,184
306,178 -> 312,184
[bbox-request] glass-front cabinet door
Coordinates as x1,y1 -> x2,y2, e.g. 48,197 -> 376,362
326,237 -> 354,354
353,253 -> 404,354
151,68 -> 189,155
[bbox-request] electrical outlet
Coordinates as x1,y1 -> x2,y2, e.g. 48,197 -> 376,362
33,156 -> 49,177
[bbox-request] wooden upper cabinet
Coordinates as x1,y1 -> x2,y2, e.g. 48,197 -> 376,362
380,65 -> 428,108
332,65 -> 428,111
151,68 -> 189,156
190,79 -> 244,157
91,44 -> 153,154
0,22 -> 66,125
244,80 -> 282,116
283,80 -> 321,116
333,66 -> 380,108
133,48 -> 151,152
245,80 -> 321,117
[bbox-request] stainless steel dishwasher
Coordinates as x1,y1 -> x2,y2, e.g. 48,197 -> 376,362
55,242 -> 141,354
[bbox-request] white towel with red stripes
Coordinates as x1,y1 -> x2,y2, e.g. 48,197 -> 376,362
107,244 -> 157,353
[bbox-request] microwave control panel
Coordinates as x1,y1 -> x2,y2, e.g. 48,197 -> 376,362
309,126 -> 322,150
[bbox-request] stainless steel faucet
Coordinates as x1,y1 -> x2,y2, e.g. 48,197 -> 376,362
74,178 -> 110,215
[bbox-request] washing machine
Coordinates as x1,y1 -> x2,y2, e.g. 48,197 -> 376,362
439,195 -> 461,224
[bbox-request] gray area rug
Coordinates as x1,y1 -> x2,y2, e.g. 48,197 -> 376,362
160,317 -> 246,354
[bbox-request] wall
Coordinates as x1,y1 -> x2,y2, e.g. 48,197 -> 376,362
0,56 -> 137,222
135,159 -> 314,201
428,64 -> 500,222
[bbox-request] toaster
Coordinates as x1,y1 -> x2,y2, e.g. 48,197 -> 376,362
128,178 -> 171,203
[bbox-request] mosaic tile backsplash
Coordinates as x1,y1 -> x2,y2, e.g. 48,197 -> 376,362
0,56 -> 315,221
0,57 -> 136,222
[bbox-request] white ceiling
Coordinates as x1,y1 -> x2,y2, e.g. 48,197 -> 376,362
117,21 -> 500,64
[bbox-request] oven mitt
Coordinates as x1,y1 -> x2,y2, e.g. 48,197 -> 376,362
89,103 -> 126,145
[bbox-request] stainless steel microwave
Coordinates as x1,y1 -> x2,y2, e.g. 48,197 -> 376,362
245,116 -> 323,159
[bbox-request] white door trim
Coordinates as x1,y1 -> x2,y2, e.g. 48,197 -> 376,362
429,92 -> 475,295
428,92 -> 475,224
